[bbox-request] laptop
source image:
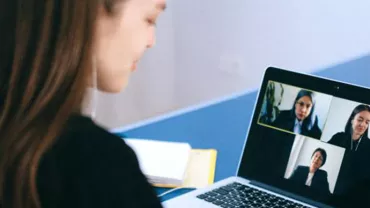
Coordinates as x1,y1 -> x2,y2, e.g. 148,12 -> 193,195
162,67 -> 370,208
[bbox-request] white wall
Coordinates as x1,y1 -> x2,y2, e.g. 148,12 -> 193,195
172,0 -> 370,109
285,136 -> 345,194
94,0 -> 370,129
285,135 -> 306,180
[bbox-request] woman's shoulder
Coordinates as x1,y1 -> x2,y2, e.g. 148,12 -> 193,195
333,132 -> 346,136
361,134 -> 370,147
38,114 -> 161,207
49,114 -> 137,170
317,169 -> 328,177
40,114 -> 135,175
61,114 -> 127,149
327,131 -> 344,140
329,132 -> 347,140
362,133 -> 370,141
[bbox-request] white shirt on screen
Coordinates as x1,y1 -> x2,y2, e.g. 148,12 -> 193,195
305,172 -> 314,186
294,119 -> 303,134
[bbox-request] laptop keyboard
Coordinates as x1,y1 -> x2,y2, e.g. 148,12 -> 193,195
196,182 -> 309,208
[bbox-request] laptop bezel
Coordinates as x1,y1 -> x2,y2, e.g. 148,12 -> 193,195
236,66 -> 370,207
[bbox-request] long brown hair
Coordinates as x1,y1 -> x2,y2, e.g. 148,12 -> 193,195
0,1 -> 119,207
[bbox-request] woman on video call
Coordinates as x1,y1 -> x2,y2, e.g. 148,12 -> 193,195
272,89 -> 322,139
328,104 -> 370,199
328,104 -> 370,152
289,148 -> 330,194
0,0 -> 166,207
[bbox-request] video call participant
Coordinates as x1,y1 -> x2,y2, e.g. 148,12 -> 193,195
289,148 -> 330,195
328,104 -> 370,197
328,104 -> 370,152
272,90 -> 322,139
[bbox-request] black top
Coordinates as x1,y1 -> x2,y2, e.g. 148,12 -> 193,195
289,166 -> 330,195
272,110 -> 322,139
36,115 -> 162,208
327,132 -> 370,197
328,132 -> 370,153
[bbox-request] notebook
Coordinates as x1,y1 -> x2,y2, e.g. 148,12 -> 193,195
124,138 -> 217,188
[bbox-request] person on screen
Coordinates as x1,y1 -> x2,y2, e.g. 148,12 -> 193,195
272,89 -> 322,139
289,148 -> 330,194
327,104 -> 370,197
328,104 -> 370,152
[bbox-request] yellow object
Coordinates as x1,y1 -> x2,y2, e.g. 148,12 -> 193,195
154,149 -> 217,189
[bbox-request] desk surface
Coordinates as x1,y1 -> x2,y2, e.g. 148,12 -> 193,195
114,55 -> 370,201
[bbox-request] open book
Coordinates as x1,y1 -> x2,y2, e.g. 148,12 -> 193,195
124,138 -> 217,188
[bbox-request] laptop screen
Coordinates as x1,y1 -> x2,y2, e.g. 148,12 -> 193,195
238,67 -> 370,206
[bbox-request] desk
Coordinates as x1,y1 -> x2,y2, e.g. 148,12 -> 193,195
113,55 -> 370,201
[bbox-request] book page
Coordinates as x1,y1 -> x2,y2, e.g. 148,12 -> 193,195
124,139 -> 191,185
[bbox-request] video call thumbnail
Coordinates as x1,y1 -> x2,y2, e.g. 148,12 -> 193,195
321,97 -> 370,145
258,81 -> 332,140
284,135 -> 345,195
256,80 -> 370,196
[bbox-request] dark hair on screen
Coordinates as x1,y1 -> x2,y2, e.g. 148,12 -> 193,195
311,148 -> 327,167
344,104 -> 370,137
0,0 -> 125,207
290,89 -> 317,131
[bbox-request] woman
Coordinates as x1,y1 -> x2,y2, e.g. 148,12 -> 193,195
289,148 -> 330,194
328,104 -> 370,152
328,104 -> 370,198
272,89 -> 322,139
0,0 -> 166,207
